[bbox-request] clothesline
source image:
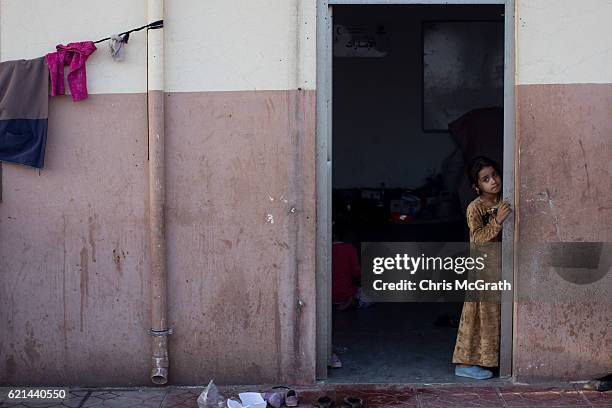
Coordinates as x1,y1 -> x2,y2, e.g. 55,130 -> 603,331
94,19 -> 164,44
0,19 -> 166,169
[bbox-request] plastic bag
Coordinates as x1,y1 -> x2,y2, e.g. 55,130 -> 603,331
197,379 -> 224,408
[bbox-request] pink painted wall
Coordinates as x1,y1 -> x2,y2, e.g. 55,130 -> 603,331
1,86 -> 610,386
0,90 -> 317,386
0,94 -> 151,385
514,83 -> 612,381
164,90 -> 316,385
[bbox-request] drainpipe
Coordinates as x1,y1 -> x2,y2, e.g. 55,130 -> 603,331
147,0 -> 171,385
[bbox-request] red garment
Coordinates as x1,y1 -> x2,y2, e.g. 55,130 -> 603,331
332,242 -> 361,303
46,41 -> 97,101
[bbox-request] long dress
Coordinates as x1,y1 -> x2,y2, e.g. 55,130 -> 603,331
452,196 -> 502,368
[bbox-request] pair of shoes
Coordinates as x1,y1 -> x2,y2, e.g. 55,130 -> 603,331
263,388 -> 298,408
455,365 -> 494,380
317,396 -> 363,408
317,395 -> 335,408
344,396 -> 364,408
328,353 -> 342,369
263,387 -> 299,408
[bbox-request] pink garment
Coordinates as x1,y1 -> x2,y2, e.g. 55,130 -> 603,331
46,41 -> 97,102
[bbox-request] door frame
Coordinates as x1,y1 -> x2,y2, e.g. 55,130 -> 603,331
315,0 -> 516,380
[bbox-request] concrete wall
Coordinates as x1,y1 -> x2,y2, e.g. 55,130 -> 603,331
514,0 -> 612,381
0,0 -> 316,386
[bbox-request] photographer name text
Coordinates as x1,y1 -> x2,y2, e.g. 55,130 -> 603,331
372,279 -> 512,291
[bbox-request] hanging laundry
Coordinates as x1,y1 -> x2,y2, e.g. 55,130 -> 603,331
46,41 -> 97,102
0,57 -> 49,168
109,33 -> 129,61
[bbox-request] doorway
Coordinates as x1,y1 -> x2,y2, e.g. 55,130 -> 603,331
315,0 -> 516,382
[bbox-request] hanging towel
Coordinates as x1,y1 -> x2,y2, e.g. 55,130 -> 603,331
46,41 -> 97,102
0,57 -> 49,168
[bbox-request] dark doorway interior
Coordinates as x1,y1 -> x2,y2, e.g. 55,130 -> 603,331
330,4 -> 504,383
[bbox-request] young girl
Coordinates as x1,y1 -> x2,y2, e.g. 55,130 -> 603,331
452,156 -> 512,380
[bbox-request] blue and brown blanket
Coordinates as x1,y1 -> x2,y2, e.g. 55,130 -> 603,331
0,57 -> 49,168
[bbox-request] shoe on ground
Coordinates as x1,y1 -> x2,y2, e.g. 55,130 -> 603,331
316,395 -> 335,408
343,396 -> 363,408
584,379 -> 612,392
328,353 -> 342,368
455,365 -> 493,380
285,389 -> 299,407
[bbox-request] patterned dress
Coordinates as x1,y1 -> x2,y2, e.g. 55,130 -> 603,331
452,196 -> 502,367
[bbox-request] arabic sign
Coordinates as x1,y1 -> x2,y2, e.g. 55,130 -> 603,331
334,24 -> 389,58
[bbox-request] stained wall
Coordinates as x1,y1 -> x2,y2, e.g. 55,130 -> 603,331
514,0 -> 612,381
0,0 -> 316,385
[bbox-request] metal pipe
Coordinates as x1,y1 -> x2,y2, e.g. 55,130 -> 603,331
146,0 -> 170,385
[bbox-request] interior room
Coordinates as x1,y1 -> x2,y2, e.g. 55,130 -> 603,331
330,4 -> 505,383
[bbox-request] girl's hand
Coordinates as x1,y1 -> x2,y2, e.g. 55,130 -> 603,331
495,201 -> 512,224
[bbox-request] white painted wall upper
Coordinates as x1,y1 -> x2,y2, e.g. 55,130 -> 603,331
517,0 -> 612,85
0,0 -> 148,94
0,0 -> 316,93
164,0 -> 316,92
4,0 -> 612,91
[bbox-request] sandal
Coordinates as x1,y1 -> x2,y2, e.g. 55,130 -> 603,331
285,389 -> 299,407
328,353 -> 342,369
317,395 -> 335,408
343,396 -> 363,408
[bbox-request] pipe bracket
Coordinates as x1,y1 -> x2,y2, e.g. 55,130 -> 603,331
148,327 -> 174,337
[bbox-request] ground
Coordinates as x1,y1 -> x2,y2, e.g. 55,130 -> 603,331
1,383 -> 610,408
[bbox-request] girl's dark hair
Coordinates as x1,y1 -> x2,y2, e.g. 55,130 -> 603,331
467,156 -> 502,189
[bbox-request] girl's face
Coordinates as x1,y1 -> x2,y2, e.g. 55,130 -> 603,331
475,165 -> 501,195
